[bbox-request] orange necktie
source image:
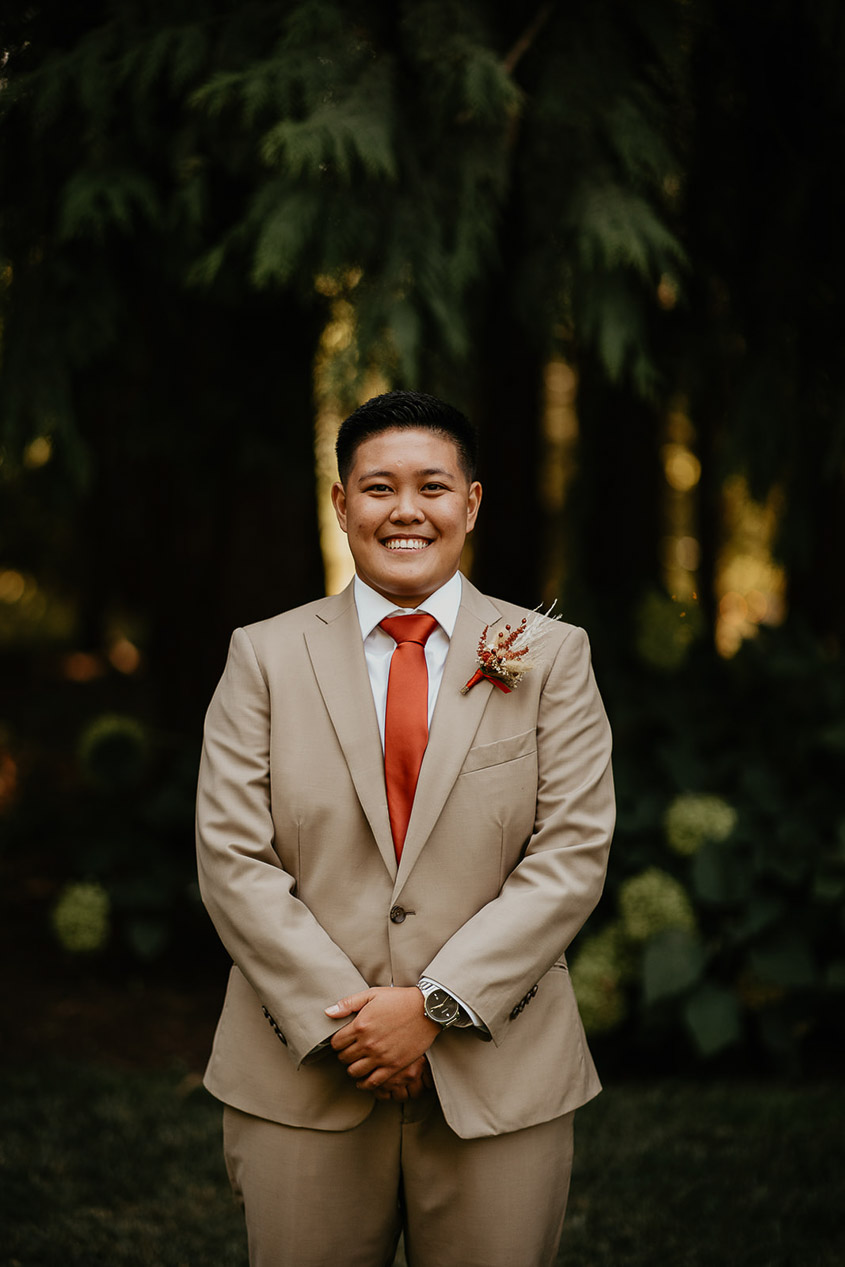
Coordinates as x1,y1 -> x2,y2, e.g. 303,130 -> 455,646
380,613 -> 440,861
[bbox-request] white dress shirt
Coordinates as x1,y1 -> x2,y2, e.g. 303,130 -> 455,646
353,570 -> 462,746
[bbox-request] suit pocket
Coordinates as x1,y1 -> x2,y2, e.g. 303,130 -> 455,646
460,728 -> 537,774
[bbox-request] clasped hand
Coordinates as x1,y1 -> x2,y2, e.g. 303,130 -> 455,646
325,986 -> 440,1098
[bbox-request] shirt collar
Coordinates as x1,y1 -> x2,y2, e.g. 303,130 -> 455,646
353,571 -> 463,641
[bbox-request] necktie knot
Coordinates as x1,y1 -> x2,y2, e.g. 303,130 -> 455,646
379,613 -> 439,647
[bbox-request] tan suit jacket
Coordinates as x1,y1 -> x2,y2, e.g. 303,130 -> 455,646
196,576 -> 614,1140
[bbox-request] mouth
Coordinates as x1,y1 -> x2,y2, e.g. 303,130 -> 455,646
382,536 -> 432,552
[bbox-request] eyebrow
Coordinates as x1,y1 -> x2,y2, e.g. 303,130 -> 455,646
356,466 -> 455,484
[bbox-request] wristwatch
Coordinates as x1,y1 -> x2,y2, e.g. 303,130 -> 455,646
420,984 -> 465,1029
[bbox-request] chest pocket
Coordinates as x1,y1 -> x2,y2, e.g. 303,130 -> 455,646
460,728 -> 537,774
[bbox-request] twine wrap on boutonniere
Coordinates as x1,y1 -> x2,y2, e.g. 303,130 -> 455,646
461,604 -> 562,695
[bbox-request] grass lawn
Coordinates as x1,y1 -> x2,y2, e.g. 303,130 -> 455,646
566,1082 -> 845,1266
1,1063 -> 842,1265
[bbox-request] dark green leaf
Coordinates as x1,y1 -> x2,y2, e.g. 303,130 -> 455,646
684,984 -> 742,1058
125,918 -> 169,961
643,928 -> 705,1004
731,893 -> 786,941
693,841 -> 751,906
748,935 -> 816,989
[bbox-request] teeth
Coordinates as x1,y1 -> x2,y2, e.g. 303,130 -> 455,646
384,538 -> 430,551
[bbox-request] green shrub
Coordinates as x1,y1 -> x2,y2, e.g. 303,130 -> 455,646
634,590 -> 703,671
572,621 -> 845,1070
47,714 -> 203,965
78,714 -> 149,790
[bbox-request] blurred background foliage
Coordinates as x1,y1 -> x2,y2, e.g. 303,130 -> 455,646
1,0 -> 844,1075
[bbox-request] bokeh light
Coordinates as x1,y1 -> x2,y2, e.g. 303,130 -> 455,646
23,435 -> 53,469
662,443 -> 701,492
715,476 -> 786,657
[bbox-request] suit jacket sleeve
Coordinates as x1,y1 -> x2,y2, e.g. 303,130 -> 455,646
195,626 -> 369,1065
423,624 -> 614,1045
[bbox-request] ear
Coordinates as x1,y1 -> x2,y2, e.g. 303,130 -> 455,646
331,481 -> 349,533
465,481 -> 482,533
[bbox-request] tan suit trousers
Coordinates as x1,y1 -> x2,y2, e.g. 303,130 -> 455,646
223,1096 -> 575,1267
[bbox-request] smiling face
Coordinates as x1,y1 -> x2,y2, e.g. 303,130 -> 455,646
331,428 -> 482,607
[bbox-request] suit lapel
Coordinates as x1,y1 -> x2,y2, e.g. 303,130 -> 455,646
304,583 -> 397,879
396,579 -> 503,887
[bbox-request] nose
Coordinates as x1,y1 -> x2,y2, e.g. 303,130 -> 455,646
390,491 -> 425,523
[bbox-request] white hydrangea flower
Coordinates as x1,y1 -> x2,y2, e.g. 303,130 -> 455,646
570,922 -> 631,1034
619,867 -> 696,942
664,793 -> 738,856
52,881 -> 111,953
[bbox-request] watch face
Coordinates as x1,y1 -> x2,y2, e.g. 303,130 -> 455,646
425,989 -> 461,1025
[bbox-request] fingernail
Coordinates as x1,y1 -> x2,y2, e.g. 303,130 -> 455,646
325,1004 -> 341,1015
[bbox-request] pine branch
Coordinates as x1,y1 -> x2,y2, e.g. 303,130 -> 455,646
503,2 -> 557,75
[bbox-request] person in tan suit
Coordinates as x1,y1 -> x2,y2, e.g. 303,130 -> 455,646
196,390 -> 615,1267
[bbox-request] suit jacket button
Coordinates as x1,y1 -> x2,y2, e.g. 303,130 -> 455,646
390,905 -> 406,924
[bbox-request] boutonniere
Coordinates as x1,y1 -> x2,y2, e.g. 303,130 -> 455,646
461,604 -> 561,695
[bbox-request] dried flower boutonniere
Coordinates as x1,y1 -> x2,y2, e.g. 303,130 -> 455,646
461,604 -> 561,695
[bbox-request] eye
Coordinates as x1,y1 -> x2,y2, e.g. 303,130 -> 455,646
422,482 -> 449,492
364,483 -> 393,494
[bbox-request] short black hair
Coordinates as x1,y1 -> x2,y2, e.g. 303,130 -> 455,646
335,390 -> 478,484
